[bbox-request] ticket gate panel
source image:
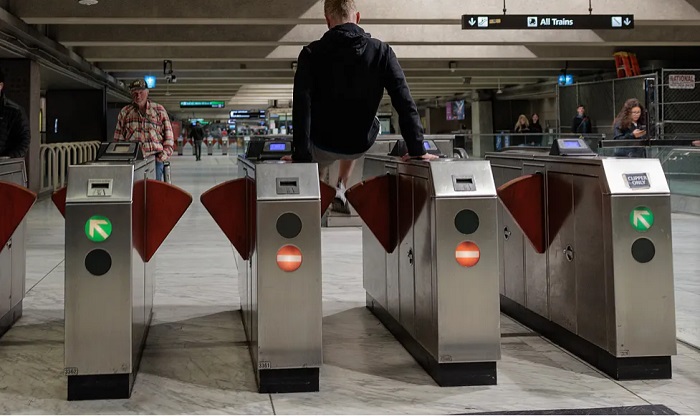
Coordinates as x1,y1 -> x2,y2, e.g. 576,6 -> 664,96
353,156 -> 500,386
398,172 -> 417,334
522,164 -> 548,318
497,168 -> 526,306
65,201 -> 136,375
1,160 -> 35,338
435,197 -> 501,363
487,150 -> 676,380
255,200 -> 323,369
609,195 -> 676,358
0,248 -> 10,322
208,157 -> 322,393
547,172 -> 577,333
573,175 -> 608,348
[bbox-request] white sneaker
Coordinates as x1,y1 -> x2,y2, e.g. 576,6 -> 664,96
332,182 -> 351,214
335,182 -> 347,204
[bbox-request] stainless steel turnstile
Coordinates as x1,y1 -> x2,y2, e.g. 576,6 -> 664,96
201,155 -> 331,393
346,155 -> 501,386
54,142 -> 192,400
0,158 -> 36,337
325,135 -> 466,227
487,142 -> 676,380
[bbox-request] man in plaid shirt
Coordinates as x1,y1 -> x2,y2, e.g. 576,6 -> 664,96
114,79 -> 174,181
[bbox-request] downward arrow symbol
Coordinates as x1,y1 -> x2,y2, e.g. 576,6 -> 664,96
89,219 -> 109,239
623,18 -> 631,26
469,18 -> 476,26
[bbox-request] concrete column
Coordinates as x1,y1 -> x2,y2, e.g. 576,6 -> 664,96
2,59 -> 41,193
472,99 -> 494,158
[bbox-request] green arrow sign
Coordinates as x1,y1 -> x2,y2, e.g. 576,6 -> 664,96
630,207 -> 654,232
85,215 -> 112,242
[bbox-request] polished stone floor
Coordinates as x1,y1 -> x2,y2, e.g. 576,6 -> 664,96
0,155 -> 698,414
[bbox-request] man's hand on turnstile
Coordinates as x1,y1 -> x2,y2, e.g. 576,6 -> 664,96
281,155 -> 293,161
693,140 -> 700,147
401,153 -> 439,162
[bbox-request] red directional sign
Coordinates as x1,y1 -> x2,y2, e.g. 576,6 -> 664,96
455,241 -> 481,268
277,245 -> 303,272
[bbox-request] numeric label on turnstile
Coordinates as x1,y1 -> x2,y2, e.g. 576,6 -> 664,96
258,361 -> 271,369
64,367 -> 78,376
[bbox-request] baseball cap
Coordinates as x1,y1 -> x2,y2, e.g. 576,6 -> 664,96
129,79 -> 148,90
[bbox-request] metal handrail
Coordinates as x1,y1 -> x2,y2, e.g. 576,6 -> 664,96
39,141 -> 102,193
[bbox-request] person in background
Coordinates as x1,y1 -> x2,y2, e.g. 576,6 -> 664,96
529,113 -> 543,146
287,0 -> 437,214
190,121 -> 205,161
613,98 -> 647,158
572,104 -> 592,134
0,67 -> 30,158
513,114 -> 529,146
114,79 -> 174,180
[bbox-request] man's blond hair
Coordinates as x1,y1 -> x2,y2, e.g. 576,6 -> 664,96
324,0 -> 357,21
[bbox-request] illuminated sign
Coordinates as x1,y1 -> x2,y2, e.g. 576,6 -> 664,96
462,14 -> 634,30
179,101 -> 226,108
229,110 -> 267,119
144,75 -> 157,89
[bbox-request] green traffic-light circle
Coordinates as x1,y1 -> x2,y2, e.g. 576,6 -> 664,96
629,206 -> 654,232
84,215 -> 113,243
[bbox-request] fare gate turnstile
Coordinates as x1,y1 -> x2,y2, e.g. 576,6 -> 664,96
345,154 -> 501,386
487,138 -> 677,380
325,135 -> 467,227
201,153 -> 334,393
0,158 -> 37,337
52,142 -> 192,400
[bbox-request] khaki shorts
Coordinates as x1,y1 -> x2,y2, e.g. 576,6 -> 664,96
311,144 -> 365,179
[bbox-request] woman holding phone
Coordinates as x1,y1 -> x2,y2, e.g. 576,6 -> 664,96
613,98 -> 647,157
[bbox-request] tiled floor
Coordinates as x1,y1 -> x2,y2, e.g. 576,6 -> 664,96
0,155 -> 698,414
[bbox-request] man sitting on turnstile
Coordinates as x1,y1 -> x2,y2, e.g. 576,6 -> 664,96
284,0 -> 437,213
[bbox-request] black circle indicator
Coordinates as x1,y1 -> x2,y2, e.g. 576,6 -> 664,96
85,249 -> 112,276
276,212 -> 303,239
631,238 -> 656,264
455,209 -> 480,235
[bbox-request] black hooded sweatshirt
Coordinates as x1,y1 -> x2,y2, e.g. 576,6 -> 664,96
292,23 -> 426,161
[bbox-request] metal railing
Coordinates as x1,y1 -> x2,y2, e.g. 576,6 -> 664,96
39,141 -> 101,193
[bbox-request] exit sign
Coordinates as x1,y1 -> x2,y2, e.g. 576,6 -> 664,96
462,15 -> 634,30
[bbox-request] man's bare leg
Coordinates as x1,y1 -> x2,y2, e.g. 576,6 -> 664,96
331,159 -> 356,214
337,159 -> 356,187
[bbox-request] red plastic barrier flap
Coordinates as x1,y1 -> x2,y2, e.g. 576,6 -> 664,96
320,181 -> 336,217
345,174 -> 398,253
144,179 -> 193,262
497,174 -> 545,254
0,181 -> 37,249
200,178 -> 256,260
132,179 -> 146,261
52,186 -> 67,218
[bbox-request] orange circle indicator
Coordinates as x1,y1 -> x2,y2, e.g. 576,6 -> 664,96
455,241 -> 481,267
277,245 -> 303,272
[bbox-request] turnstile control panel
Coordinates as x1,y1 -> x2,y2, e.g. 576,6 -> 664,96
452,175 -> 476,192
96,142 -> 144,161
549,138 -> 597,156
389,139 -> 446,157
246,138 -> 293,160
